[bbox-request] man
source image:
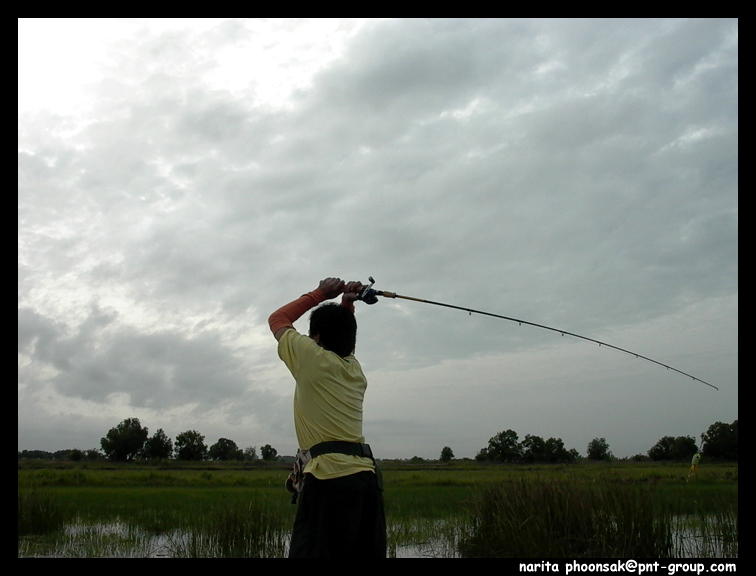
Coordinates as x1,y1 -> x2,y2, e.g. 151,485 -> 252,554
269,277 -> 386,558
688,452 -> 701,479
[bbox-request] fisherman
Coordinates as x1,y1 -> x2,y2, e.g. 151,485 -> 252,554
269,277 -> 386,558
688,452 -> 701,479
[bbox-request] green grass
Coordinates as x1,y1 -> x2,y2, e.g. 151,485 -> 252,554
18,489 -> 70,537
163,498 -> 289,558
18,460 -> 737,558
460,478 -> 674,557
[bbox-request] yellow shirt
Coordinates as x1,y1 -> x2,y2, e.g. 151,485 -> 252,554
278,329 -> 375,479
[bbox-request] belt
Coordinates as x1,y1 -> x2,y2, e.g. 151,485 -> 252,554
306,440 -> 382,491
308,441 -> 374,460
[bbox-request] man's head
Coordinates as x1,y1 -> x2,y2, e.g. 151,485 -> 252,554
309,303 -> 357,358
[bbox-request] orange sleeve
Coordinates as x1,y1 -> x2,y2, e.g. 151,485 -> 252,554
268,289 -> 328,335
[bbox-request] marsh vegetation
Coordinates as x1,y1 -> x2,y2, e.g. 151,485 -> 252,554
18,460 -> 737,558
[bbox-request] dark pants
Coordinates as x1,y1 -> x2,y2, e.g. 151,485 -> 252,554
288,471 -> 386,558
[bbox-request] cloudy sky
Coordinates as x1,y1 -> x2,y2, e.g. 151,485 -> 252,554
18,19 -> 737,459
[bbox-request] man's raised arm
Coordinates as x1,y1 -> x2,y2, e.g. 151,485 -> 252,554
268,277 -> 349,341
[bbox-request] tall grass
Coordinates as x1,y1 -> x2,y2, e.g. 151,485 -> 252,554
460,478 -> 674,558
18,500 -> 289,558
18,490 -> 69,537
672,509 -> 738,558
18,483 -> 289,557
165,499 -> 289,558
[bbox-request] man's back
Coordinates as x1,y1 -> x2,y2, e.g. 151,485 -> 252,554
278,328 -> 374,478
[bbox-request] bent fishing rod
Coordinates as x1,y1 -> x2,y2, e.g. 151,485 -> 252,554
356,277 -> 717,391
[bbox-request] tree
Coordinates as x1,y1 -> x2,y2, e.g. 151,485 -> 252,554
209,438 -> 244,461
260,444 -> 278,461
587,437 -> 613,461
440,446 -> 454,462
100,418 -> 149,462
648,436 -> 698,461
474,447 -> 489,462
85,448 -> 103,461
67,449 -> 84,461
243,446 -> 258,461
481,429 -> 522,463
521,435 -> 574,463
567,448 -> 581,462
143,429 -> 173,460
521,434 -> 546,463
174,430 -> 208,461
671,436 -> 698,460
701,420 -> 738,461
543,437 -> 574,463
648,436 -> 675,461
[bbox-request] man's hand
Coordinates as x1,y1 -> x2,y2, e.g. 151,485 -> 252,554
318,277 -> 346,299
340,281 -> 364,312
342,281 -> 364,302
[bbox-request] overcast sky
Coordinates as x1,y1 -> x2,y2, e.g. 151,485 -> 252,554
18,18 -> 738,459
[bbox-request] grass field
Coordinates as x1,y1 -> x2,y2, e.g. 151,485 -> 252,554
18,459 -> 737,558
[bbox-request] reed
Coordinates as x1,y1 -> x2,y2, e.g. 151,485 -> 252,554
18,461 -> 737,557
459,478 -> 674,558
671,508 -> 738,558
165,498 -> 289,558
18,489 -> 69,537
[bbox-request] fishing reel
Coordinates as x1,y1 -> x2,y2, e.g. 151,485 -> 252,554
357,276 -> 381,305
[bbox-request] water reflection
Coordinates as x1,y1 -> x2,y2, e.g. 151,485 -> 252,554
19,516 -> 736,558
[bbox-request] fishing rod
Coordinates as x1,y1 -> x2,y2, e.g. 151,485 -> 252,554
357,277 -> 717,391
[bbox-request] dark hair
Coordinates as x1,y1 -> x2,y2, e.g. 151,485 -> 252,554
309,303 -> 357,358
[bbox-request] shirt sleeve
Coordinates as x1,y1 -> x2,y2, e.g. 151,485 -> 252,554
277,329 -> 320,379
268,290 -> 327,335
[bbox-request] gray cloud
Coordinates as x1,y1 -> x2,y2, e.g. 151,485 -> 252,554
19,19 -> 737,457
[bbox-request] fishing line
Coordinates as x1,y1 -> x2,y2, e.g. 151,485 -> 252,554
357,277 -> 718,391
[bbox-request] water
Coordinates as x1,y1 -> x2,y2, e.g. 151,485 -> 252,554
19,516 -> 736,558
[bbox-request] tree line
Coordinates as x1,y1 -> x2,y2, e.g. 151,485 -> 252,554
471,419 -> 737,464
18,418 -> 279,462
19,418 -> 737,464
